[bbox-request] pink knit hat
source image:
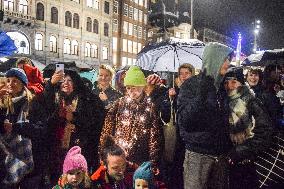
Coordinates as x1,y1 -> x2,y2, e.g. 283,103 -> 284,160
63,146 -> 88,174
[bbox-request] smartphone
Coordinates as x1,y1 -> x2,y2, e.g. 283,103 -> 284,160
55,64 -> 64,73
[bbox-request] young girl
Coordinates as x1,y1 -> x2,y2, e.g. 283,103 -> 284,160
52,146 -> 90,189
133,162 -> 167,189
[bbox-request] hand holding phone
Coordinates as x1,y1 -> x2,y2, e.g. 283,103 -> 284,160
56,64 -> 64,73
51,64 -> 65,84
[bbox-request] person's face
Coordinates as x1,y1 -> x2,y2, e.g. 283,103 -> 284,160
6,77 -> 24,96
219,59 -> 230,76
17,63 -> 24,69
106,154 -> 127,181
60,75 -> 74,95
247,72 -> 260,87
98,69 -> 112,87
66,169 -> 84,186
179,68 -> 192,83
135,179 -> 149,189
224,79 -> 242,92
126,86 -> 144,100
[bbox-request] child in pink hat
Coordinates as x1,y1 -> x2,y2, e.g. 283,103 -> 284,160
52,146 -> 91,189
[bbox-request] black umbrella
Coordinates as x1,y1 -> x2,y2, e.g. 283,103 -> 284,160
242,49 -> 284,66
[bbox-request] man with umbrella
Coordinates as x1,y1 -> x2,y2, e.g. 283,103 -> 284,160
177,42 -> 234,189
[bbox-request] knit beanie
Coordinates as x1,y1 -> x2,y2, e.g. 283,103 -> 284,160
63,146 -> 88,174
5,68 -> 28,86
133,161 -> 154,189
124,66 -> 147,86
224,66 -> 245,85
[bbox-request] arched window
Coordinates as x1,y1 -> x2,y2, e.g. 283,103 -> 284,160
19,0 -> 28,14
35,33 -> 43,51
86,17 -> 92,32
4,0 -> 15,11
7,31 -> 30,54
64,38 -> 71,54
65,11 -> 72,27
49,35 -> 57,52
104,23 -> 109,36
91,44 -> 98,58
73,13 -> 80,29
36,3 -> 44,21
85,42 -> 91,57
71,40 -> 79,55
51,7 -> 58,24
93,19 -> 99,34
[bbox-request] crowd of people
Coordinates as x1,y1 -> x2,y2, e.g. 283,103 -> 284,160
0,42 -> 283,189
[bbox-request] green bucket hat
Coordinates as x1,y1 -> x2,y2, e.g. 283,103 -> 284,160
124,66 -> 147,86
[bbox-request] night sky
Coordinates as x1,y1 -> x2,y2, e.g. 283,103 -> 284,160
162,0 -> 284,55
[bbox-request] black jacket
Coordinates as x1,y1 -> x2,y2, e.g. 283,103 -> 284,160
177,74 -> 231,156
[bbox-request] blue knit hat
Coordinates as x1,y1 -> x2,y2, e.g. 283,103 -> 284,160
6,68 -> 28,86
133,161 -> 154,189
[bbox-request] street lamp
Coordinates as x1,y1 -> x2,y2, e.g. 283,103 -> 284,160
253,20 -> 260,52
190,0 -> 194,39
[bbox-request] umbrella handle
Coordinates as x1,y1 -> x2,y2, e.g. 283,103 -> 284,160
172,73 -> 175,88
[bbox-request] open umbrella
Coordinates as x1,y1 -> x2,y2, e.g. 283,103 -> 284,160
0,31 -> 17,57
135,38 -> 205,72
242,49 -> 284,66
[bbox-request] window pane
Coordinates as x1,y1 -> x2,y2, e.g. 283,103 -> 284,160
113,19 -> 118,32
104,1 -> 109,14
113,1 -> 118,14
128,40 -> 132,53
36,3 -> 44,21
113,37 -> 117,50
123,21 -> 128,34
91,44 -> 98,58
128,23 -> 133,36
123,39 -> 127,52
129,6 -> 133,19
123,4 -> 128,17
35,33 -> 43,51
49,35 -> 57,52
102,47 -> 108,60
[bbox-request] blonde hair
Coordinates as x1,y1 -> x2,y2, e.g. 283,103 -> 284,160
60,171 -> 91,188
99,64 -> 115,78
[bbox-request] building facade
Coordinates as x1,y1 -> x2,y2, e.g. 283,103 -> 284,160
198,28 -> 235,48
0,0 -> 113,67
112,0 -> 148,68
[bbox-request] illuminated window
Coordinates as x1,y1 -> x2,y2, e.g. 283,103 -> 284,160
139,0 -> 143,6
49,35 -> 57,52
85,42 -> 91,57
122,57 -> 127,66
128,23 -> 133,36
35,33 -> 43,51
123,21 -> 128,34
91,44 -> 98,58
138,42 -> 142,53
138,26 -> 142,38
4,0 -> 15,11
138,10 -> 143,22
113,37 -> 117,50
113,1 -> 118,14
64,39 -> 71,54
133,41 -> 137,54
102,47 -> 108,60
133,25 -> 137,37
128,58 -> 132,65
133,8 -> 138,20
123,3 -> 128,17
71,40 -> 79,55
123,39 -> 127,52
128,40 -> 132,53
144,14 -> 147,25
19,0 -> 28,14
129,6 -> 133,19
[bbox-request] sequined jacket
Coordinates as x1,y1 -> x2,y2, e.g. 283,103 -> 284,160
100,95 -> 163,165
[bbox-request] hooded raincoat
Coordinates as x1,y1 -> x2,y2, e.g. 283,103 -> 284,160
177,42 -> 233,156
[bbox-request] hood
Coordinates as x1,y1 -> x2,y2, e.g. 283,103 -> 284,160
202,42 -> 233,87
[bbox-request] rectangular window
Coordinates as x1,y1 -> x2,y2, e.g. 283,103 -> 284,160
94,0 -> 100,9
129,6 -> 133,19
139,0 -> 143,6
134,0 -> 138,4
138,42 -> 142,53
143,29 -> 147,40
102,47 -> 108,60
113,19 -> 118,32
128,23 -> 133,36
123,39 -> 127,52
138,10 -> 143,22
138,26 -> 142,38
104,1 -> 110,14
123,21 -> 128,34
133,41 -> 137,54
128,40 -> 132,53
144,14 -> 147,25
134,8 -> 138,21
128,58 -> 132,65
122,57 -> 127,67
133,25 -> 138,37
124,3 -> 128,17
113,1 -> 118,14
113,37 -> 117,50
144,0 -> 147,8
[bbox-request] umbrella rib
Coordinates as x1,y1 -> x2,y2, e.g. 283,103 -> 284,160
176,45 -> 203,60
151,47 -> 173,71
